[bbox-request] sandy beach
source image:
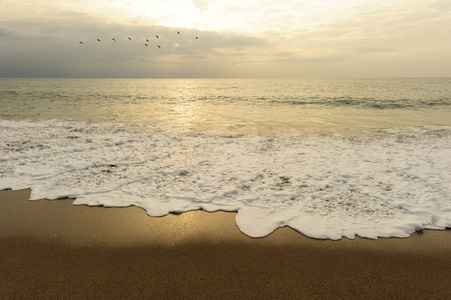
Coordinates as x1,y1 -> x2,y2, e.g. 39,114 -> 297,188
1,188 -> 450,299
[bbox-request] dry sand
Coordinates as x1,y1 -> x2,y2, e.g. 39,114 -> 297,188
1,189 -> 450,299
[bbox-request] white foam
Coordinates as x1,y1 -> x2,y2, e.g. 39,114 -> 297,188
1,119 -> 450,239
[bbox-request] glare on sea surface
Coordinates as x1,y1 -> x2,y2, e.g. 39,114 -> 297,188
167,80 -> 204,128
172,101 -> 201,128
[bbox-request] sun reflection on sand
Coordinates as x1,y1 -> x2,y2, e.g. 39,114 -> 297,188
0,188 -> 250,246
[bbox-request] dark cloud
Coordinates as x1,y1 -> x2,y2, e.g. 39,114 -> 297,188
0,15 -> 269,78
232,55 -> 347,65
0,25 -> 12,37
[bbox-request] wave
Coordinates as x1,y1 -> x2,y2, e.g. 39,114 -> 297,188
270,96 -> 451,109
1,119 -> 450,240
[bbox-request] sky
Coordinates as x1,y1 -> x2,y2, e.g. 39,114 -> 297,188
0,0 -> 450,78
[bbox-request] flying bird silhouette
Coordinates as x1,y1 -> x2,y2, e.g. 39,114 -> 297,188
78,31 -> 201,51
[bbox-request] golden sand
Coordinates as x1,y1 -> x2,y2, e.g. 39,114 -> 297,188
1,189 -> 450,299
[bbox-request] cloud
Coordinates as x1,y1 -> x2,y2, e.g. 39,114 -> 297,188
353,47 -> 396,53
191,0 -> 209,12
0,0 -> 450,78
0,25 -> 12,37
0,14 -> 271,78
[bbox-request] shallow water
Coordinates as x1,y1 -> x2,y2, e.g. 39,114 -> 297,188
1,78 -> 451,134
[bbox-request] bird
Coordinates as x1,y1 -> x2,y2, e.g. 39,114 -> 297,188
146,39 -> 149,42
128,37 -> 132,40
145,44 -> 148,47
156,35 -> 159,39
97,39 -> 101,42
158,45 -> 161,48
195,37 -> 198,39
177,31 -> 180,34
79,41 -> 83,44
112,38 -> 116,41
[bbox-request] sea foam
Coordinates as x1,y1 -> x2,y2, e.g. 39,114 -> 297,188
1,119 -> 450,239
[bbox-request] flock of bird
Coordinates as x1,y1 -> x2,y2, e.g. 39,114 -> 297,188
78,31 -> 198,49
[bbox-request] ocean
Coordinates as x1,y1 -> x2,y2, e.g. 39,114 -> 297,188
1,78 -> 450,239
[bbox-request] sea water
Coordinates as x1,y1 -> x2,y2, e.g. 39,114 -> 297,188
1,78 -> 450,239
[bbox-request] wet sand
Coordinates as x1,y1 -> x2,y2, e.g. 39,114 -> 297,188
1,189 -> 451,299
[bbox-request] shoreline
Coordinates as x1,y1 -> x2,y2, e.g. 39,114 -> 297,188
1,188 -> 451,299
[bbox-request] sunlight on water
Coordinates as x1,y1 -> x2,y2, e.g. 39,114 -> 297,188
1,78 -> 451,135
